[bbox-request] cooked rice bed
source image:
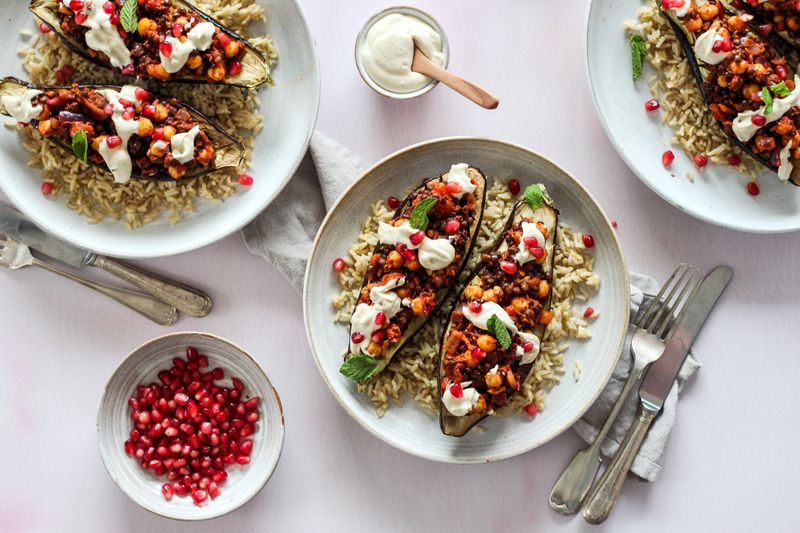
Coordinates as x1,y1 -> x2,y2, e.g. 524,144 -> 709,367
332,180 -> 600,418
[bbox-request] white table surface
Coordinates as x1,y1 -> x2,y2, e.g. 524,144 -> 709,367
1,1 -> 799,531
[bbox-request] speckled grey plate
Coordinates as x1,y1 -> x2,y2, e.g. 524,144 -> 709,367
304,137 -> 630,464
97,332 -> 284,520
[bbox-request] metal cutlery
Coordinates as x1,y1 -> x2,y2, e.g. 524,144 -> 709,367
0,235 -> 178,326
0,204 -> 212,317
582,266 -> 732,524
549,264 -> 698,515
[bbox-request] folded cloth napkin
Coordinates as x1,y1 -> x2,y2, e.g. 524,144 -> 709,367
243,132 -> 701,481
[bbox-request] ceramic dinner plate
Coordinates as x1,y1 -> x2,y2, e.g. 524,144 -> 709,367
0,0 -> 319,258
585,0 -> 800,233
304,138 -> 630,463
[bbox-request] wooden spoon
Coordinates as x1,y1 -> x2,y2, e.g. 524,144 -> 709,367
411,46 -> 499,109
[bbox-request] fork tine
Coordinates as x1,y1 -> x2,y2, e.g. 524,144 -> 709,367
660,269 -> 704,339
639,264 -> 686,331
647,265 -> 693,334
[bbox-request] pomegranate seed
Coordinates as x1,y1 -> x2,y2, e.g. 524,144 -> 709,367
134,87 -> 149,101
122,108 -> 135,120
173,482 -> 188,496
332,258 -> 345,272
229,61 -> 242,76
728,154 -> 742,166
55,64 -> 75,84
582,234 -> 595,248
245,397 -> 259,410
523,403 -> 539,417
39,22 -> 51,34
720,38 -> 732,53
121,64 -> 135,75
172,23 -> 184,37
74,10 -> 90,24
219,32 -> 231,47
386,196 -> 400,209
711,39 -> 723,53
351,332 -> 364,344
409,230 -> 425,246
746,181 -> 760,196
191,490 -> 208,506
105,135 -> 122,149
46,96 -> 62,107
232,378 -> 245,391
444,219 -> 460,234
102,1 -> 115,13
124,440 -> 136,455
751,114 -> 767,127
371,329 -> 385,343
161,483 -> 174,500
186,347 -> 199,360
446,181 -> 462,195
109,12 -> 120,25
583,307 -> 595,318
522,342 -> 534,352
142,104 -> 156,118
41,182 -> 53,196
450,383 -> 464,399
152,127 -> 164,141
472,347 -> 486,360
508,179 -> 521,195
500,261 -> 518,274
160,41 -> 173,57
777,65 -> 788,80
612,220 -> 618,228
523,236 -> 539,249
644,99 -> 660,111
693,154 -> 708,168
212,470 -> 227,483
102,103 -> 113,116
208,481 -> 221,498
375,312 -> 387,325
240,439 -> 253,453
530,247 -> 544,259
397,243 -> 416,262
237,173 -> 254,186
468,300 -> 482,313
69,0 -> 85,11
662,150 -> 675,168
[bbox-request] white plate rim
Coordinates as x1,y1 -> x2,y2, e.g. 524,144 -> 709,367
302,136 -> 630,463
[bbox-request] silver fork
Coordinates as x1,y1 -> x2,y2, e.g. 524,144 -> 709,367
549,264 -> 699,514
0,235 -> 178,326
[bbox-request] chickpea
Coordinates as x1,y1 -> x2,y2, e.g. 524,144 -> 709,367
366,342 -> 382,356
168,164 -> 187,180
396,287 -> 410,298
410,297 -> 425,316
385,250 -> 403,269
743,83 -> 760,100
137,117 -> 154,137
224,40 -> 241,58
472,396 -> 487,413
506,370 -> 517,388
728,60 -> 749,75
751,63 -> 769,77
464,284 -> 483,300
717,75 -> 728,89
684,16 -> 702,33
538,280 -> 550,299
187,54 -> 203,69
195,145 -> 215,166
149,140 -> 167,157
154,103 -> 169,122
37,118 -> 57,136
727,15 -> 747,32
511,297 -> 529,313
482,288 -> 497,303
539,310 -> 554,325
137,18 -> 152,36
207,64 -> 226,81
477,335 -> 497,352
146,63 -> 170,81
162,125 -> 177,142
789,17 -> 800,32
406,259 -> 421,271
698,3 -> 719,21
485,372 -> 503,389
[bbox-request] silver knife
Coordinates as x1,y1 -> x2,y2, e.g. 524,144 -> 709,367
582,266 -> 732,524
0,204 -> 212,317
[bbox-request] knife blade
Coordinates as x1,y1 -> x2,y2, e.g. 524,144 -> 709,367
639,265 -> 733,411
0,204 -> 94,267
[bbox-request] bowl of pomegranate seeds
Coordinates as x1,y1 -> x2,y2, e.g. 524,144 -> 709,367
97,332 -> 284,520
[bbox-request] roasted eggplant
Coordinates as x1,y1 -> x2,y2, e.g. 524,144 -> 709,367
30,0 -> 271,89
0,77 -> 243,183
660,0 -> 800,185
339,165 -> 488,384
438,185 -> 558,437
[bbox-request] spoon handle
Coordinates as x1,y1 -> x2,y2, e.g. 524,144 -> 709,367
411,48 -> 499,109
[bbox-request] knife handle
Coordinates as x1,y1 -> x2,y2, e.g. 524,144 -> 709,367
92,256 -> 212,318
582,405 -> 657,524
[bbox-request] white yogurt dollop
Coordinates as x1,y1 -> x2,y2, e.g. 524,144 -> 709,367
513,222 -> 547,266
378,221 -> 455,271
779,140 -> 794,181
97,86 -> 144,184
62,0 -> 131,68
170,125 -> 202,164
693,28 -> 729,66
361,13 -> 445,93
442,381 -> 481,416
461,301 -> 541,364
732,74 -> 800,142
1,89 -> 43,122
445,163 -> 476,200
160,22 -> 217,74
349,277 -> 405,355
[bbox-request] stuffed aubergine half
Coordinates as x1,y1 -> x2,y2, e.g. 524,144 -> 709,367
339,164 -> 487,384
438,184 -> 557,437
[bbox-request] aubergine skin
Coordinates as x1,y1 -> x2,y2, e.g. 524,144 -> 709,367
0,76 -> 243,182
343,166 -> 488,380
438,195 -> 559,437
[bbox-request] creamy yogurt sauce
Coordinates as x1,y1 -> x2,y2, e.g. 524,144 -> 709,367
62,0 -> 131,68
779,140 -> 794,181
349,276 -> 405,355
377,221 -> 455,271
461,301 -> 541,364
442,381 -> 481,416
170,125 -> 202,163
513,222 -> 547,266
694,28 -> 729,65
159,22 -> 217,74
732,74 -> 800,142
97,86 -> 144,184
445,163 -> 476,200
361,12 -> 445,93
1,90 -> 43,123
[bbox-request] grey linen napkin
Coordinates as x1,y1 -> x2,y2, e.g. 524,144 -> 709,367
243,133 -> 700,481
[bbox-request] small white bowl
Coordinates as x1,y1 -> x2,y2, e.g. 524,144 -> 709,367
354,6 -> 450,99
97,332 -> 285,521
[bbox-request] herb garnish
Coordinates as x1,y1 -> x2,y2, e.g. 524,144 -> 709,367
762,87 -> 774,115
630,35 -> 646,81
487,314 -> 512,350
409,197 -> 438,231
339,355 -> 379,383
523,184 -> 544,211
770,81 -> 791,98
120,0 -> 138,34
72,130 -> 88,162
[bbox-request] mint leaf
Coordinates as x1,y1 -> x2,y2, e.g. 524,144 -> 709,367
770,81 -> 791,98
523,184 -> 544,211
409,197 -> 438,231
120,0 -> 138,34
487,314 -> 512,350
340,355 -> 379,383
72,130 -> 88,162
762,87 -> 774,115
630,35 -> 646,81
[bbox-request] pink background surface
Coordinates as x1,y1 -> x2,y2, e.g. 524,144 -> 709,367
1,0 -> 799,531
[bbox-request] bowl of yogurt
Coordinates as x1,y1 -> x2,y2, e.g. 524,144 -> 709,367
355,6 -> 449,99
